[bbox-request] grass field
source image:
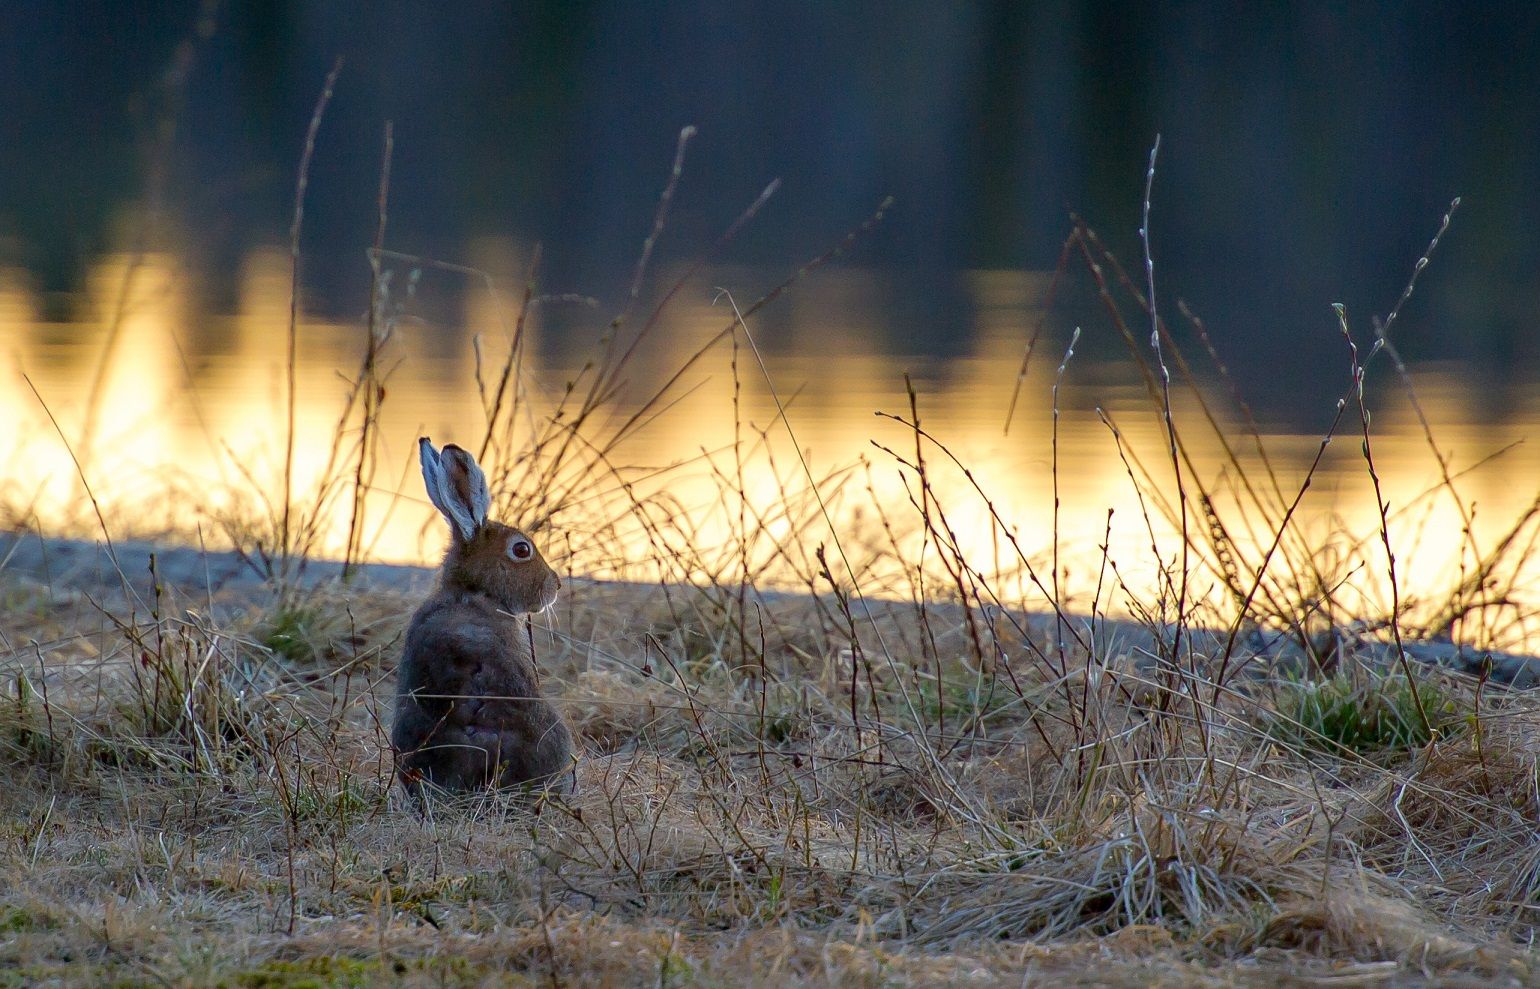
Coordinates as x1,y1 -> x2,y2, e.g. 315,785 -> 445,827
3,547 -> 1538,988
4,133 -> 1540,986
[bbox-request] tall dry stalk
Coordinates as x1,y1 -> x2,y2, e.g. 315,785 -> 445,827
278,57 -> 343,581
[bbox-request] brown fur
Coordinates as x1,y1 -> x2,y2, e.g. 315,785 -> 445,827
391,441 -> 574,799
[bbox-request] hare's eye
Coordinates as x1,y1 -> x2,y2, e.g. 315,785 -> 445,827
508,538 -> 534,562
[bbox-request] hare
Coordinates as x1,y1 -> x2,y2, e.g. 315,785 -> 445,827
391,437 -> 575,799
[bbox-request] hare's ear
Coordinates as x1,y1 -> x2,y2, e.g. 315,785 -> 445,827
419,437 -> 488,542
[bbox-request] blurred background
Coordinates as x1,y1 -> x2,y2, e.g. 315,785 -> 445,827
6,3 -> 1538,403
3,1 -> 1539,596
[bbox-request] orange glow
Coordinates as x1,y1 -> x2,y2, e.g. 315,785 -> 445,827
6,246 -> 1540,648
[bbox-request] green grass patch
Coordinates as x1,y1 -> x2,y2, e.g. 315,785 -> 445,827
1269,666 -> 1465,755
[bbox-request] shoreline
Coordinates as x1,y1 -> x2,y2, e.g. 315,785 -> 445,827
4,527 -> 1538,688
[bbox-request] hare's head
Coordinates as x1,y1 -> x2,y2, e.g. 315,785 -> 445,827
419,437 -> 559,614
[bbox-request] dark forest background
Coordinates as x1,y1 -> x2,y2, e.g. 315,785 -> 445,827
3,2 -> 1536,417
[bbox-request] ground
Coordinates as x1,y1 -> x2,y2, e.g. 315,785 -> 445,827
2,549 -> 1538,988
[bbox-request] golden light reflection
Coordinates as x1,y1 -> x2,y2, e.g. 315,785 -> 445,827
6,246 -> 1540,648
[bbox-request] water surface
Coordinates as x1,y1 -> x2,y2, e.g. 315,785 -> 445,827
6,246 -> 1539,649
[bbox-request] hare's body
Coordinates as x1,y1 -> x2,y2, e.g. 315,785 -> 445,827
391,439 -> 574,799
393,586 -> 573,793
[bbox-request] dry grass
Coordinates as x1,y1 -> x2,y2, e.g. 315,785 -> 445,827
3,562 -> 1539,987
5,132 -> 1540,987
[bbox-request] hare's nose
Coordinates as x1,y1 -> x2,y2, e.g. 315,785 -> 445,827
554,575 -> 563,590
